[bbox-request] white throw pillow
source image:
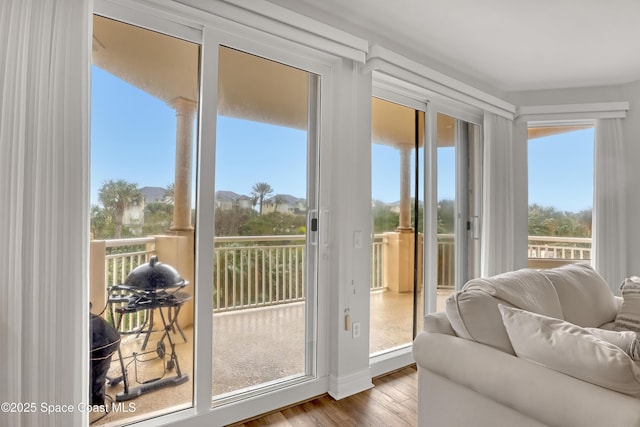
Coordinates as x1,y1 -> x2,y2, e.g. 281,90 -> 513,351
499,304 -> 640,397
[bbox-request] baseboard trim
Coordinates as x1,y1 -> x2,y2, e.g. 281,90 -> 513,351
328,368 -> 373,400
369,346 -> 415,378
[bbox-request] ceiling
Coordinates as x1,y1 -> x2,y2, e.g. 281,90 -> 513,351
267,0 -> 640,92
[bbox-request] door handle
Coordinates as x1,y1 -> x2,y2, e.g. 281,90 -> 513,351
308,209 -> 318,246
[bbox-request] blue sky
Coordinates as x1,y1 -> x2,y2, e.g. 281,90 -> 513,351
528,128 -> 594,212
91,66 -> 307,206
92,67 -> 594,213
215,117 -> 307,198
91,67 -> 178,205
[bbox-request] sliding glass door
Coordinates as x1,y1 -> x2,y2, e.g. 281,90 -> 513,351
434,112 -> 481,310
212,46 -> 320,402
369,97 -> 483,358
370,97 -> 424,354
90,9 -> 327,424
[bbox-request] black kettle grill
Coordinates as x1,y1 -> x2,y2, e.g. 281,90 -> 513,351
124,256 -> 185,290
110,256 -> 190,402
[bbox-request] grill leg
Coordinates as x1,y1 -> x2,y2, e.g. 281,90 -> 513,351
158,307 -> 184,377
160,305 -> 187,344
141,308 -> 154,351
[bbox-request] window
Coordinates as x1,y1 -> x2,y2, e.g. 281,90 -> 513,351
527,124 -> 594,265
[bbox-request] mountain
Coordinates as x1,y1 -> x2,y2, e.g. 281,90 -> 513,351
215,190 -> 252,202
140,186 -> 167,203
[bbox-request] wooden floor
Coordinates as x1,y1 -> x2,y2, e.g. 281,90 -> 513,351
231,365 -> 418,427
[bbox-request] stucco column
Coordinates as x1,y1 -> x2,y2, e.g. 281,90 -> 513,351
170,97 -> 197,233
398,147 -> 412,232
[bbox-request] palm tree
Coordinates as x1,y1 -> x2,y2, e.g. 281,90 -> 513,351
98,179 -> 142,238
252,182 -> 273,215
164,183 -> 175,204
273,194 -> 286,213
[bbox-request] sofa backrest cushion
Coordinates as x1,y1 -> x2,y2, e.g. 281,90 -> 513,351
541,263 -> 618,327
446,268 -> 563,355
446,289 -> 517,355
464,268 -> 563,318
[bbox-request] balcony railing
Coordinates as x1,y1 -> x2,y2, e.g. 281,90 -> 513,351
93,233 -> 592,331
213,235 -> 305,312
371,234 -> 385,291
527,235 -> 592,260
437,234 -> 455,289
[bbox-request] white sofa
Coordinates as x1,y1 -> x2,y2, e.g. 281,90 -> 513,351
413,263 -> 640,427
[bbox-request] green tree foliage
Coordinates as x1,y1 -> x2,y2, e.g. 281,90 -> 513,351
90,205 -> 139,240
98,179 -> 142,238
240,212 -> 306,236
372,203 -> 399,233
90,204 -> 115,239
437,199 -> 455,234
372,199 -> 591,238
215,207 -> 256,236
372,200 -> 424,233
528,203 -> 591,237
142,202 -> 173,235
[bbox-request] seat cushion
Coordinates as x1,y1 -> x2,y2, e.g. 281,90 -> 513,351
541,263 -> 618,327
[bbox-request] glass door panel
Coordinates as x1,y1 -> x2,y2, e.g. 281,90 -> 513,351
436,113 -> 456,309
370,97 -> 424,354
435,113 -> 481,310
90,14 -> 199,425
212,46 -> 318,400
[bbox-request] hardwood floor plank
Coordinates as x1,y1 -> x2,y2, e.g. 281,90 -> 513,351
379,367 -> 417,397
368,385 -> 417,426
374,370 -> 418,402
243,411 -> 291,426
310,397 -> 358,427
232,367 -> 417,426
281,404 -> 319,426
400,397 -> 418,418
351,391 -> 414,427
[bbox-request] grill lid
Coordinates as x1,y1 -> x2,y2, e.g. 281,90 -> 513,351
124,256 -> 185,290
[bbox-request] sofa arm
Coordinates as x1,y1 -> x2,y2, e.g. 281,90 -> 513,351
413,332 -> 640,427
423,311 -> 456,335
